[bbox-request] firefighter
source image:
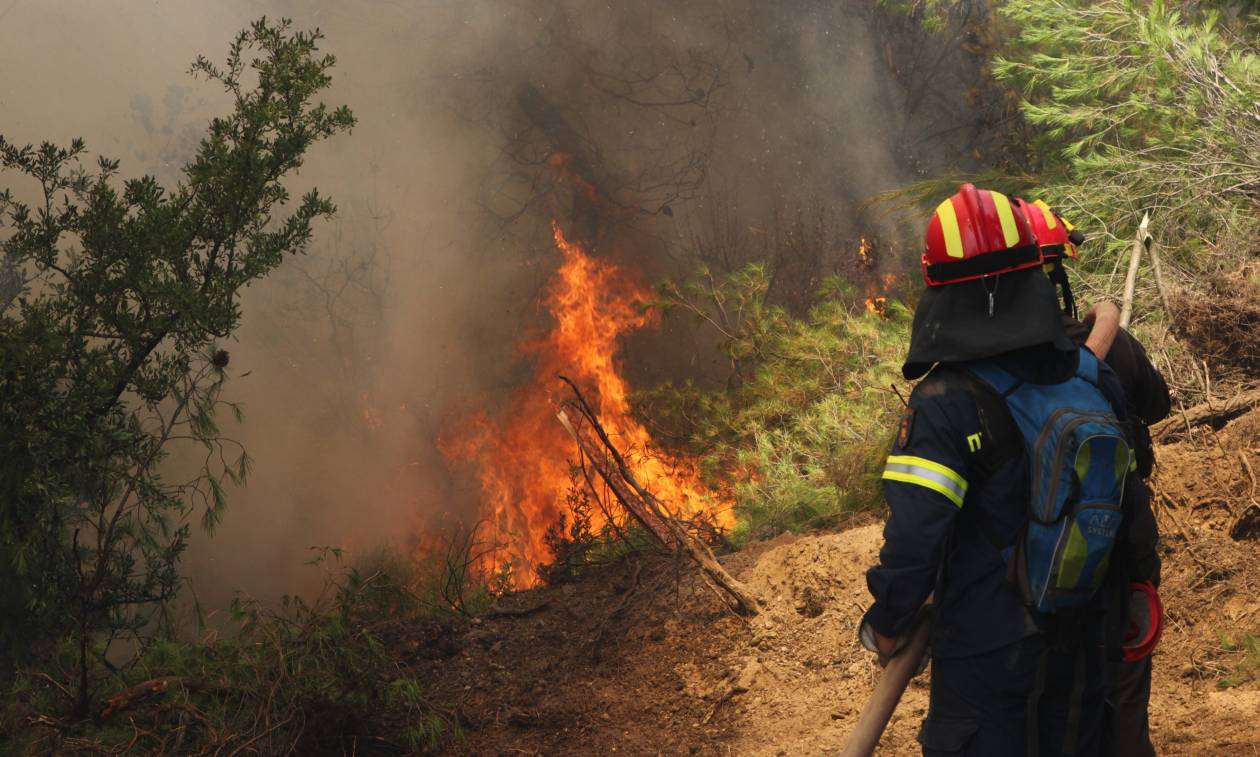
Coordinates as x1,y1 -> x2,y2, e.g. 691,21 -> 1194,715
860,184 -> 1136,756
1015,198 -> 1170,757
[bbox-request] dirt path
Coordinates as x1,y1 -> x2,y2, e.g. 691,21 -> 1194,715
415,408 -> 1260,755
711,525 -> 927,755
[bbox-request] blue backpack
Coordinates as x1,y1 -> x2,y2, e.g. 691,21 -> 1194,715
967,348 -> 1134,614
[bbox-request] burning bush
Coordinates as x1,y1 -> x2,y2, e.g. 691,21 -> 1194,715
441,223 -> 731,586
537,476 -> 658,585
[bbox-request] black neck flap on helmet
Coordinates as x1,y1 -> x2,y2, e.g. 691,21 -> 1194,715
901,267 -> 1076,380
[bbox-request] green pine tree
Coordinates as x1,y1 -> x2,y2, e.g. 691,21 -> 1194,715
994,0 -> 1260,277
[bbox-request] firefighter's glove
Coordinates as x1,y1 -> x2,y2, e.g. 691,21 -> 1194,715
859,605 -> 933,673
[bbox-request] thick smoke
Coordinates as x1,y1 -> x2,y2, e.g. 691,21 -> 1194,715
0,0 -> 997,606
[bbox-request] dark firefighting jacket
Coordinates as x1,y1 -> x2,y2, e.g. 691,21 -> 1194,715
864,346 -> 1135,659
1064,320 -> 1170,590
1063,320 -> 1171,475
1063,321 -> 1171,666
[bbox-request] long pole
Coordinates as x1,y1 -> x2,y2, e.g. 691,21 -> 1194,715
1120,212 -> 1151,329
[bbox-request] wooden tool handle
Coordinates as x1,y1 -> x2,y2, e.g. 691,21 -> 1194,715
840,621 -> 932,757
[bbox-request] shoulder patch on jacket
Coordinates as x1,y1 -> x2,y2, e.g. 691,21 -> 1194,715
896,408 -> 915,450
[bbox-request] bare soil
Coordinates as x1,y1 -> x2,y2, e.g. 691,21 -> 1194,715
1171,266 -> 1260,379
412,407 -> 1260,755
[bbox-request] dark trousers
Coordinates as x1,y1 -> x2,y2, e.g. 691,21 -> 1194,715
919,633 -> 1104,756
1102,656 -> 1155,757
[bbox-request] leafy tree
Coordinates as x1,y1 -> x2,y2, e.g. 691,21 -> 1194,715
0,254 -> 19,310
0,18 -> 354,712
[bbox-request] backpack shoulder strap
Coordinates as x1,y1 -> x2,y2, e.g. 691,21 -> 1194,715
930,365 -> 1025,558
965,359 -> 1024,398
933,364 -> 1023,476
1074,346 -> 1101,386
1073,347 -> 1132,426
962,369 -> 1024,476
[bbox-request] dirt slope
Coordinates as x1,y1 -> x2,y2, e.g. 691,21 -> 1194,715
414,407 -> 1260,755
1144,404 -> 1260,755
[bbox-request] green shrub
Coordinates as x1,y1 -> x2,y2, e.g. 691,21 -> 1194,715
1215,629 -> 1260,690
641,266 -> 910,542
539,475 -> 662,583
0,17 -> 354,709
3,547 -> 459,754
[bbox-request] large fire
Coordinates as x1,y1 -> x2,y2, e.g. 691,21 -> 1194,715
442,222 -> 730,586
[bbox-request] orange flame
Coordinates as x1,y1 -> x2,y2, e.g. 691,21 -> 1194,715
442,222 -> 729,586
857,237 -> 873,267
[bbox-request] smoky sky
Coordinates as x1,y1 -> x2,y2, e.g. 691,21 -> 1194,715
0,0 -> 996,607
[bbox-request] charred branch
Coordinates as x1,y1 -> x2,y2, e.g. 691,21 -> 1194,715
555,376 -> 762,616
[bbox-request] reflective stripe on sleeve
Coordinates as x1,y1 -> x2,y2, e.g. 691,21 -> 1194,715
882,455 -> 968,508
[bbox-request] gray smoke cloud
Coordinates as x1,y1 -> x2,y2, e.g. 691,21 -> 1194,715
0,0 -> 995,606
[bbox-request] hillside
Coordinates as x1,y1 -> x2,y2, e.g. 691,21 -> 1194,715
405,403 -> 1260,755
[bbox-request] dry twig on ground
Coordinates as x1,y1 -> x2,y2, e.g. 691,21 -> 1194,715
1152,386 -> 1260,442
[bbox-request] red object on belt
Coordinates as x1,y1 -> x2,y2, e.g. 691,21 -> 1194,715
1122,581 -> 1164,662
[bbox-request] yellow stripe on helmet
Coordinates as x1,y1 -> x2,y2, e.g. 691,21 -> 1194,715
1035,199 -> 1072,231
935,198 -> 965,259
989,191 -> 1021,248
1037,201 -> 1057,230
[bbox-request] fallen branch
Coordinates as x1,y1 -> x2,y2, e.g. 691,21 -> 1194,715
1239,450 -> 1257,502
556,376 -> 763,616
1151,386 -> 1260,442
556,409 -> 678,547
97,677 -> 194,722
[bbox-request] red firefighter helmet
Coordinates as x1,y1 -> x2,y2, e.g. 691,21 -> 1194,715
922,184 -> 1041,286
1016,198 -> 1079,260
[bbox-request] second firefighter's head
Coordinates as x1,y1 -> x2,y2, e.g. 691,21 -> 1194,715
1012,197 -> 1085,319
